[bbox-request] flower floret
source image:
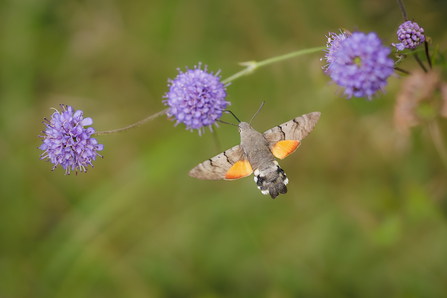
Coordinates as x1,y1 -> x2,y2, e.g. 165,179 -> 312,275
163,63 -> 230,135
392,21 -> 425,51
321,30 -> 348,72
325,31 -> 394,100
39,104 -> 103,174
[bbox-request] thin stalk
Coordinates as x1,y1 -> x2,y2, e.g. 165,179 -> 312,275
394,54 -> 407,67
398,47 -> 425,56
414,53 -> 427,73
428,121 -> 447,171
394,67 -> 410,75
92,47 -> 324,136
93,108 -> 168,136
431,44 -> 439,67
424,41 -> 432,70
395,0 -> 408,22
222,47 -> 324,84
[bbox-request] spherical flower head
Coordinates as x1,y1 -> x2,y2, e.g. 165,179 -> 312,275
327,32 -> 395,100
392,21 -> 425,51
321,30 -> 348,73
39,104 -> 104,175
163,63 -> 230,135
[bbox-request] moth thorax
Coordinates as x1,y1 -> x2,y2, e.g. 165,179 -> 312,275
253,161 -> 289,199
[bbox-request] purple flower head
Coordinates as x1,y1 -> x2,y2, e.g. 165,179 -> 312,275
163,63 -> 230,135
392,21 -> 425,51
39,104 -> 104,175
326,32 -> 395,100
321,30 -> 348,73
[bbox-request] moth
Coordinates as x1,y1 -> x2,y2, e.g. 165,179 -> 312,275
189,106 -> 321,199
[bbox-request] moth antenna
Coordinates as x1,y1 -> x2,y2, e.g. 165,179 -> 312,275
249,101 -> 265,124
224,110 -> 241,123
216,119 -> 238,127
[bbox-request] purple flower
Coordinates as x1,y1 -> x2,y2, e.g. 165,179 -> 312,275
321,30 -> 348,73
39,104 -> 104,175
326,32 -> 395,100
163,63 -> 230,135
392,21 -> 425,51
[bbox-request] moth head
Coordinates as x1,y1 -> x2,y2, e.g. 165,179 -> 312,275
238,122 -> 251,133
238,101 -> 264,134
219,102 -> 265,133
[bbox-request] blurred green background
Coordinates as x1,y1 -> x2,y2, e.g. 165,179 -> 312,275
1,0 -> 447,297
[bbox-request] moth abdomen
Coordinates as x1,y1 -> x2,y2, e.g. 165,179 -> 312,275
253,161 -> 289,199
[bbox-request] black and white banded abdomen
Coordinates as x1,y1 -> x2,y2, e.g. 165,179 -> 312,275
253,160 -> 289,199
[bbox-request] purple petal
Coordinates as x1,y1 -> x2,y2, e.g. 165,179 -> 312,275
82,117 -> 93,126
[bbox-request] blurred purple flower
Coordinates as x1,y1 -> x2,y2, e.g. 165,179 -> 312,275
39,104 -> 104,175
321,30 -> 348,73
163,63 -> 230,135
326,32 -> 395,100
392,21 -> 425,51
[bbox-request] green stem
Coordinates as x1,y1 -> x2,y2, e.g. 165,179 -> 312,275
424,41 -> 432,70
431,44 -> 439,68
395,47 -> 425,56
428,120 -> 447,171
414,53 -> 427,73
394,54 -> 406,67
394,67 -> 410,75
92,108 -> 168,136
92,46 -> 324,136
222,46 -> 324,84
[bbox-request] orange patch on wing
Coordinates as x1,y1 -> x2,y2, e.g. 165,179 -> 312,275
271,140 -> 300,159
225,160 -> 253,180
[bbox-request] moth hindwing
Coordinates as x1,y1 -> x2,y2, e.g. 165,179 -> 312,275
189,111 -> 321,199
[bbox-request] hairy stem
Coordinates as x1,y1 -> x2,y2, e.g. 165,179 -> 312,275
222,47 -> 324,84
93,108 -> 168,136
92,46 -> 325,136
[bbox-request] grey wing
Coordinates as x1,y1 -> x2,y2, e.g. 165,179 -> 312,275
263,112 -> 321,144
189,145 -> 245,180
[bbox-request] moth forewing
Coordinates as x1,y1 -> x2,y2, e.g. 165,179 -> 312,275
189,111 -> 321,199
263,112 -> 321,144
188,145 -> 245,180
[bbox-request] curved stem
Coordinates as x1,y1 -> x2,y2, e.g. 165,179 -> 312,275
428,120 -> 447,171
92,47 -> 324,136
93,108 -> 168,136
222,47 -> 324,84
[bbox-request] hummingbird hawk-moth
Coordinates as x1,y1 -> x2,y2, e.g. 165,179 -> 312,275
189,108 -> 321,199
